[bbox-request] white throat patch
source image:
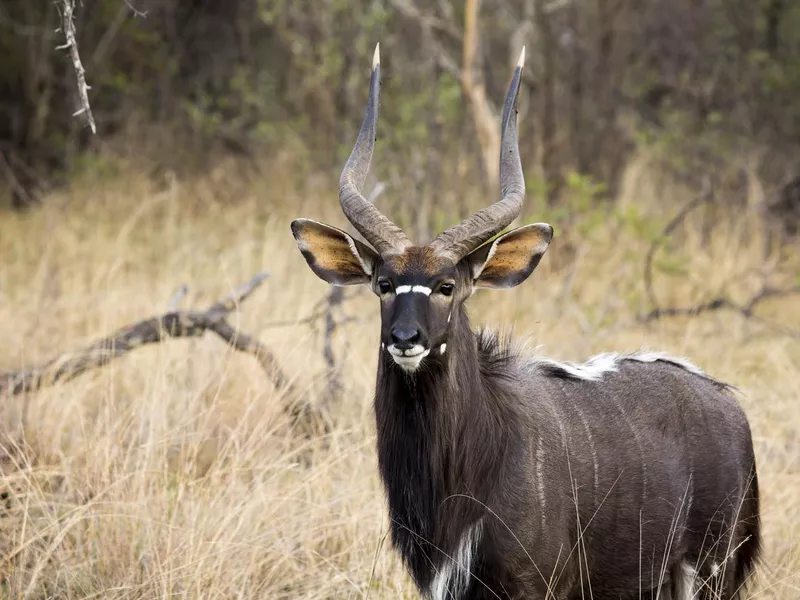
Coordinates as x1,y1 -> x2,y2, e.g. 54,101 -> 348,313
674,561 -> 697,600
431,519 -> 483,600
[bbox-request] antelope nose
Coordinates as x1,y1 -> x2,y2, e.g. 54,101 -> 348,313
391,327 -> 420,349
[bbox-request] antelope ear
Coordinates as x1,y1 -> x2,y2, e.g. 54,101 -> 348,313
291,219 -> 378,286
465,223 -> 553,289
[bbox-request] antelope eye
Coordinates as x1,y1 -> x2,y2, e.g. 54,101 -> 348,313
378,280 -> 392,294
439,283 -> 455,297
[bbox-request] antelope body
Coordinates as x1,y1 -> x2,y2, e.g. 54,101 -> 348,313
291,45 -> 760,600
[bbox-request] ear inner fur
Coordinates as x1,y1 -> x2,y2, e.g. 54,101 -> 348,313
468,223 -> 553,289
291,219 -> 377,286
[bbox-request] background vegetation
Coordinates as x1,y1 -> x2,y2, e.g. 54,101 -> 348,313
2,0 -> 800,218
0,0 -> 798,597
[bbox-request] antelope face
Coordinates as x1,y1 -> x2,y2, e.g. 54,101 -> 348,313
291,221 -> 552,373
374,248 -> 460,371
290,44 -> 553,373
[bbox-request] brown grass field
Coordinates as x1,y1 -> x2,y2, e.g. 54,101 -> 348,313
0,153 -> 798,598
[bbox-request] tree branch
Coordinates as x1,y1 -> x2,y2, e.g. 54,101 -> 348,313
57,0 -> 96,134
641,286 -> 800,326
462,0 -> 500,189
123,0 -> 148,18
640,180 -> 800,336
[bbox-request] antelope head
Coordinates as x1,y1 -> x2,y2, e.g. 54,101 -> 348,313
291,45 -> 553,372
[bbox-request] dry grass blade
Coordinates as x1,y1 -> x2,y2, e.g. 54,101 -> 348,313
0,163 -> 797,598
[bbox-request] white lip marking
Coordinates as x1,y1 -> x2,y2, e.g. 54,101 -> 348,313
404,345 -> 426,356
440,343 -> 446,355
387,344 -> 430,371
387,344 -> 426,357
395,285 -> 432,296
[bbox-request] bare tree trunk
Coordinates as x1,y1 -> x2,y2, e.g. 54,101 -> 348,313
462,0 -> 500,190
322,286 -> 344,407
534,0 -> 559,204
568,0 -> 587,174
416,46 -> 442,244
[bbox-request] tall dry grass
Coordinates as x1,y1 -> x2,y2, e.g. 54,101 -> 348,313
0,153 -> 798,598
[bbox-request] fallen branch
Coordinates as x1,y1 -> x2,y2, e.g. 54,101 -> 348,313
0,272 -> 292,397
642,285 -> 800,322
57,0 -> 96,133
640,181 -> 800,336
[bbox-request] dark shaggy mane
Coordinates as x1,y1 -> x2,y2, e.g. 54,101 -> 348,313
475,327 -> 519,382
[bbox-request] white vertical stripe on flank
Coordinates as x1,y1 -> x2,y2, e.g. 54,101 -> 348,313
536,438 -> 547,531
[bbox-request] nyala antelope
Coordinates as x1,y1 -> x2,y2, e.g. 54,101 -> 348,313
291,45 -> 760,600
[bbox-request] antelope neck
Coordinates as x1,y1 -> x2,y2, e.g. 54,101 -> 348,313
374,309 -> 523,591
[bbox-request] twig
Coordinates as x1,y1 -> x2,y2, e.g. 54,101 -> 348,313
123,0 -> 148,18
57,0 -> 96,134
741,285 -> 800,317
389,0 -> 462,42
167,285 -> 189,311
642,297 -> 730,321
208,271 -> 270,315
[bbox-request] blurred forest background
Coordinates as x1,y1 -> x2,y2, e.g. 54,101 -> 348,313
1,0 -> 800,234
1,1 -> 800,598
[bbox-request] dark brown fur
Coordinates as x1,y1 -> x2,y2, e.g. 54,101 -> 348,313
384,246 -> 451,275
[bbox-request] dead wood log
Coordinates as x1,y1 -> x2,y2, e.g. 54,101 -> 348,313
0,272 -> 325,432
1,272 -> 267,394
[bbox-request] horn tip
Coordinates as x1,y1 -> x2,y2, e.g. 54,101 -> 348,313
373,43 -> 380,69
517,46 -> 526,69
